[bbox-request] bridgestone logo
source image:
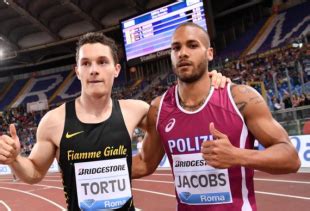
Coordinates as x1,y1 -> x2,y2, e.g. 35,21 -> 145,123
78,165 -> 125,175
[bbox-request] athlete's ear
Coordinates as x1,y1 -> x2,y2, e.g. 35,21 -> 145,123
114,64 -> 121,78
75,65 -> 81,80
206,47 -> 213,62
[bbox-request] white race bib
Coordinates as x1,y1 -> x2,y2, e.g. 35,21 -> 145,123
172,153 -> 232,205
74,158 -> 132,210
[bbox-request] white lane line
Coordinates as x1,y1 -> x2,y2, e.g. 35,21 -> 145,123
132,188 -> 175,198
36,179 -> 61,182
254,178 -> 310,184
27,187 -> 53,193
255,191 -> 310,200
0,186 -> 66,210
0,200 -> 12,211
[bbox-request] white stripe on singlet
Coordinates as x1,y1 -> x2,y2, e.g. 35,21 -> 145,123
156,91 -> 168,132
227,84 -> 252,211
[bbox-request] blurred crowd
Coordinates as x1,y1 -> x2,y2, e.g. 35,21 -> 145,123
220,43 -> 310,111
0,105 -> 46,156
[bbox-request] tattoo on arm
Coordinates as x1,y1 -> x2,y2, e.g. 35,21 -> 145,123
231,84 -> 264,113
249,96 -> 264,104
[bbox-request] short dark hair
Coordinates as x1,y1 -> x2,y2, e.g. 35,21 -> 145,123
174,22 -> 211,47
76,32 -> 119,64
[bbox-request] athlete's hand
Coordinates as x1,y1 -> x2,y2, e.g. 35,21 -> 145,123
208,70 -> 231,89
0,124 -> 21,164
201,122 -> 238,169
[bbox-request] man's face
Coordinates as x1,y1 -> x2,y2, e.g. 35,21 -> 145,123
75,43 -> 120,98
170,26 -> 213,83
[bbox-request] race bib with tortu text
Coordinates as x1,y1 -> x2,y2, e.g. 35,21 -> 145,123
74,158 -> 132,210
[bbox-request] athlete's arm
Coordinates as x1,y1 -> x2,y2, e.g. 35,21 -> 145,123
132,97 -> 165,178
202,84 -> 300,174
7,108 -> 61,184
120,99 -> 159,178
120,99 -> 149,137
234,85 -> 300,173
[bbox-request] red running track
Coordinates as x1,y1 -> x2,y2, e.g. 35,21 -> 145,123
0,169 -> 309,210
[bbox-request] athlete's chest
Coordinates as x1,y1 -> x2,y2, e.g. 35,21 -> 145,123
159,111 -> 214,155
158,106 -> 243,155
59,120 -> 131,164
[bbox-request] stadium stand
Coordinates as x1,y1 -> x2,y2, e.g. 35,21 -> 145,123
219,17 -> 268,59
0,79 -> 28,110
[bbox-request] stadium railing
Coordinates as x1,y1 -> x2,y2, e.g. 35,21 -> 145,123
272,105 -> 310,135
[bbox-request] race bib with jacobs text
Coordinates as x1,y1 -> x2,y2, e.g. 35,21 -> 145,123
172,153 -> 232,205
74,158 -> 132,210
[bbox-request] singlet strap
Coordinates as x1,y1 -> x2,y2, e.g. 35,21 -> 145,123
64,100 -> 77,125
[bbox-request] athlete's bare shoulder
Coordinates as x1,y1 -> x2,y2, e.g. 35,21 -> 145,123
36,103 -> 65,146
230,83 -> 268,117
119,99 -> 150,135
41,103 -> 65,125
119,99 -> 149,116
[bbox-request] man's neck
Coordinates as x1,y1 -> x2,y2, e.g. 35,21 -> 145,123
177,73 -> 211,107
76,94 -> 112,123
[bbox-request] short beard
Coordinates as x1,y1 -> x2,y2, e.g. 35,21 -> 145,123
174,59 -> 208,84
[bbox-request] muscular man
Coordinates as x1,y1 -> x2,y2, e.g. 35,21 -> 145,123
135,23 -> 301,211
0,32 -> 228,210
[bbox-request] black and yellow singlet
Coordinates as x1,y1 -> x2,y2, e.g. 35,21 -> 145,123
58,99 -> 134,210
